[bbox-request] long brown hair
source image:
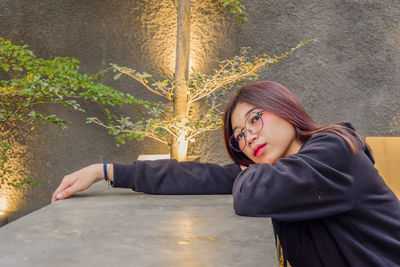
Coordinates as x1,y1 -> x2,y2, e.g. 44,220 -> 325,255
223,81 -> 364,166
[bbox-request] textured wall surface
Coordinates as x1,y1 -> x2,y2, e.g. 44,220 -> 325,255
192,0 -> 400,163
1,0 -> 400,222
239,0 -> 400,136
0,0 -> 237,221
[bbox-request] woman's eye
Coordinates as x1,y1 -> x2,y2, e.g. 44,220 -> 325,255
252,113 -> 261,123
236,132 -> 245,141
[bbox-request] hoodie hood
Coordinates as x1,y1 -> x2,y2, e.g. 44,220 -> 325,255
337,122 -> 375,164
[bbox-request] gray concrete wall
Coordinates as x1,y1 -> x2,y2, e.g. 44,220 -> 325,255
1,0 -> 400,221
239,0 -> 400,136
196,0 -> 400,162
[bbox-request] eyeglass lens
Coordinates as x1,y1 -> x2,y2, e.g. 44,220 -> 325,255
229,111 -> 264,152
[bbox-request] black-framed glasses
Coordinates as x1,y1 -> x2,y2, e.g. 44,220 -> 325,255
229,109 -> 266,152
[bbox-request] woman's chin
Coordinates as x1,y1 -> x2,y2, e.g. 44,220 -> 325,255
252,154 -> 276,164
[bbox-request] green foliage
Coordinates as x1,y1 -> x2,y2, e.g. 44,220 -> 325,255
219,0 -> 247,21
0,37 -> 158,188
0,38 -> 156,126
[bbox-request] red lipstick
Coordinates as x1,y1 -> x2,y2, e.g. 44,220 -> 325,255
253,144 -> 266,157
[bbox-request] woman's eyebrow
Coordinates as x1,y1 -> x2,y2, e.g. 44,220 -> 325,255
245,107 -> 258,117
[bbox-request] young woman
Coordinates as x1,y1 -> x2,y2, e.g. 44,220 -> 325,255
52,81 -> 400,266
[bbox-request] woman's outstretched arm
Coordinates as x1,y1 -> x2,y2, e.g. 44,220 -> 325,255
52,160 -> 241,202
113,160 -> 240,194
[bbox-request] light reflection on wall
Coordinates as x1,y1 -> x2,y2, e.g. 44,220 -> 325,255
0,124 -> 33,214
191,0 -> 237,74
0,155 -> 26,213
123,0 -> 235,78
0,198 -> 7,211
123,1 -> 177,77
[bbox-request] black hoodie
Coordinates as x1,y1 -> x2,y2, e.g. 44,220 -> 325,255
113,132 -> 400,266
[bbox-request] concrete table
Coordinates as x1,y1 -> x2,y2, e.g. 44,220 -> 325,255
0,181 -> 278,266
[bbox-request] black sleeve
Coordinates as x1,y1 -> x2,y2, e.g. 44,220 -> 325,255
112,159 -> 241,194
233,133 -> 356,221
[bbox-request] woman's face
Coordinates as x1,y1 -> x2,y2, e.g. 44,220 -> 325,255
230,102 -> 303,164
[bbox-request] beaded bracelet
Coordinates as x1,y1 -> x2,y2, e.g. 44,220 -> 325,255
103,162 -> 108,181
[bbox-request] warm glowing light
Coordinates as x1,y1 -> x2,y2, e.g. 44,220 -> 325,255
179,218 -> 193,229
188,45 -> 202,74
175,218 -> 194,245
0,124 -> 29,213
178,141 -> 188,160
0,209 -> 8,227
169,54 -> 177,77
188,56 -> 199,74
0,198 -> 7,211
173,217 -> 217,266
177,131 -> 189,161
149,3 -> 214,76
0,184 -> 25,213
137,154 -> 171,160
169,40 -> 203,75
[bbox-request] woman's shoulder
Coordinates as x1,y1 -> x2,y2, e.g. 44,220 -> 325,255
304,122 -> 359,151
284,132 -> 354,175
299,127 -> 375,166
302,131 -> 350,151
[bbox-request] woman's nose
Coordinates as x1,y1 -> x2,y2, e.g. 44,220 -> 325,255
246,131 -> 258,147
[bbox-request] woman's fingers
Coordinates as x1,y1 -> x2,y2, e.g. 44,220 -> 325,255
51,164 -> 102,203
54,183 -> 78,200
51,175 -> 77,203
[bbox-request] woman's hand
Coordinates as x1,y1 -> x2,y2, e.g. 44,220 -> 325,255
51,164 -> 112,203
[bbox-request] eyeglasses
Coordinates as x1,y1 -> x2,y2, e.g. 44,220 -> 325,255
229,109 -> 266,152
